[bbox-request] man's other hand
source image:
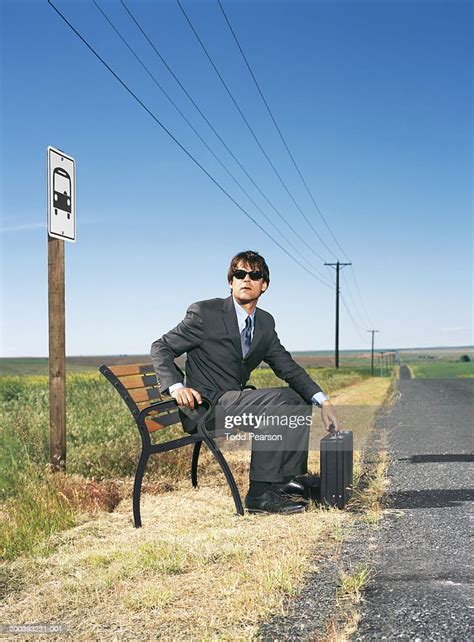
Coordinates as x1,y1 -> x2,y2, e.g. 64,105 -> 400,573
321,400 -> 340,432
170,387 -> 202,409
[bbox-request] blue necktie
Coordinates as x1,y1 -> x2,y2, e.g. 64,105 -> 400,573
241,316 -> 252,357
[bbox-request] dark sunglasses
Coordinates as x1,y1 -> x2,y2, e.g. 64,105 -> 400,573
233,269 -> 263,281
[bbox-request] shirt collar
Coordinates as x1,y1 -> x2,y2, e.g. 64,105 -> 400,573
232,296 -> 256,333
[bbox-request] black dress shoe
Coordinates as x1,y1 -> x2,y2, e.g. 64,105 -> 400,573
273,480 -> 306,498
294,474 -> 321,501
244,489 -> 307,514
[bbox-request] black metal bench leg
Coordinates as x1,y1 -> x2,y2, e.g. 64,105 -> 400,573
200,432 -> 244,516
191,440 -> 202,488
133,450 -> 149,528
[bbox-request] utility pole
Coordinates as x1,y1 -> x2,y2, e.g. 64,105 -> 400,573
324,261 -> 351,368
379,351 -> 385,377
367,330 -> 379,376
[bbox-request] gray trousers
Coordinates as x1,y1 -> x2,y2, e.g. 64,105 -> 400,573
216,387 -> 312,483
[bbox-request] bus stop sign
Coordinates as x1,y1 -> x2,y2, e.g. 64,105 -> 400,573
48,146 -> 76,242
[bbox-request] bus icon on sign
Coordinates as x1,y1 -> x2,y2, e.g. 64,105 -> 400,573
53,167 -> 72,218
48,146 -> 76,242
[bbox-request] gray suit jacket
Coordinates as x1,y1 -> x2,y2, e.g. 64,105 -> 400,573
150,297 -> 321,421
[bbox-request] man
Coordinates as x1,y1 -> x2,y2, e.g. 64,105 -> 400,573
151,250 -> 339,514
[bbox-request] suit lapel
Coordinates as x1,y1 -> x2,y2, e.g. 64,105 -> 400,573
222,296 -> 243,357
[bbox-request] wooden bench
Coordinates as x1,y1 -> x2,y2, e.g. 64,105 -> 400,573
99,363 -> 244,526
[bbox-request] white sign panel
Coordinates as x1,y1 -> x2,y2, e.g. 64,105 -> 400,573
48,146 -> 76,242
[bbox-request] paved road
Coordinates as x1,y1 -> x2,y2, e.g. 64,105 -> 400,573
354,377 -> 474,640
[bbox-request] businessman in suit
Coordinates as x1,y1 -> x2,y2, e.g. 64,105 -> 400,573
151,250 -> 339,514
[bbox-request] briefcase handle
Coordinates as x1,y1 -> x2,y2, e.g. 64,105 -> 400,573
328,423 -> 340,436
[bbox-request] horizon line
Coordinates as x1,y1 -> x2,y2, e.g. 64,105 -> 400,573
1,344 -> 473,360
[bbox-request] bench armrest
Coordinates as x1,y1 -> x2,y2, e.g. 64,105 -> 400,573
137,396 -> 214,432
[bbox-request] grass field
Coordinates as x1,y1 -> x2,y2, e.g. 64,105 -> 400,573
0,351 -> 385,376
399,347 -> 473,379
0,365 -> 375,561
0,355 -> 152,376
2,346 -> 471,376
1,346 -> 470,636
409,361 -> 474,378
2,345 -> 470,559
0,370 -> 394,639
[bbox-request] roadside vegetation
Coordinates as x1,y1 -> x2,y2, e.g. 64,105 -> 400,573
409,361 -> 473,378
2,348 -> 469,635
1,366 -> 371,561
400,348 -> 473,379
1,365 -> 395,638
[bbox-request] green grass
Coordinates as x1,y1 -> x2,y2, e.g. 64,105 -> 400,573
1,367 -> 369,487
1,474 -> 76,561
0,355 -> 377,376
0,358 -> 96,376
250,365 -> 371,392
410,361 -> 474,379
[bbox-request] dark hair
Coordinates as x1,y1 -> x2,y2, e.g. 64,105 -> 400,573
227,250 -> 270,290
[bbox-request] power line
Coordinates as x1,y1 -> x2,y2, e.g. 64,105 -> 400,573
327,263 -> 370,334
217,0 -> 380,342
176,0 -> 335,260
216,0 -> 381,334
92,0 -> 330,284
120,0 -> 327,266
349,266 -> 374,328
340,294 -> 366,343
181,0 -> 377,334
324,261 -> 368,353
216,0 -> 350,263
48,0 -> 332,288
341,270 -> 371,330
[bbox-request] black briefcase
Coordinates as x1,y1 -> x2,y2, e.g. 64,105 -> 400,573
320,426 -> 353,509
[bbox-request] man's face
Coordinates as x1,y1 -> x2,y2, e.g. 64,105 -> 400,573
230,261 -> 267,304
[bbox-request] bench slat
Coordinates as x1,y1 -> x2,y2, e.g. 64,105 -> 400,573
118,373 -> 159,390
136,399 -> 173,411
100,363 -> 183,433
128,387 -> 163,404
145,411 -> 180,433
108,363 -> 155,377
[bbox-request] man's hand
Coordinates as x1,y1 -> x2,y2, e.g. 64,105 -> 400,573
321,400 -> 340,432
170,387 -> 202,409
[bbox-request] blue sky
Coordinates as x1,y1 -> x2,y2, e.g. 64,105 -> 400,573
1,0 -> 472,357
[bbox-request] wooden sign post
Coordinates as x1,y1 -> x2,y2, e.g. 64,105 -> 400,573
48,236 -> 66,470
47,147 -> 76,471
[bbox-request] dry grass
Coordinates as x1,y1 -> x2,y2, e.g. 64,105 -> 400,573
1,487 -> 348,639
324,562 -> 375,642
337,563 -> 373,602
0,376 -> 395,639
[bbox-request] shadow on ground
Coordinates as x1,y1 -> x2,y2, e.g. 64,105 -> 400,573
397,454 -> 474,463
387,488 -> 473,509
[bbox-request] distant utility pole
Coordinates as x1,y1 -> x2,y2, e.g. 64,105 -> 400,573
379,351 -> 385,377
367,330 -> 379,376
324,261 -> 351,369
